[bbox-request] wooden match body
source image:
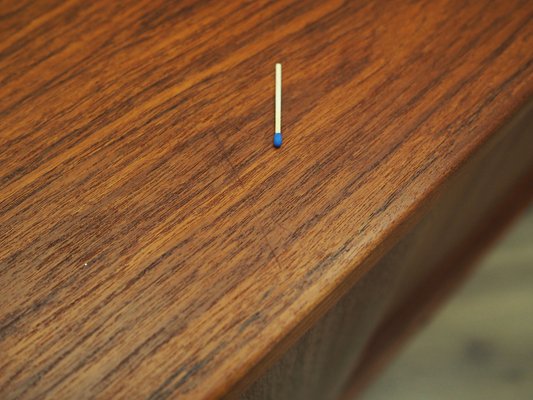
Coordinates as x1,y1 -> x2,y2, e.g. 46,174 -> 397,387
274,63 -> 282,148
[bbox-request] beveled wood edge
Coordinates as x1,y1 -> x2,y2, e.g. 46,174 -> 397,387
225,98 -> 533,399
340,166 -> 533,400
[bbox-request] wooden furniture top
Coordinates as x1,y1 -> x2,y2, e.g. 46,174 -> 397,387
1,1 -> 531,398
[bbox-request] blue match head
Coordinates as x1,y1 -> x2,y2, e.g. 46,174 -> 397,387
273,132 -> 282,148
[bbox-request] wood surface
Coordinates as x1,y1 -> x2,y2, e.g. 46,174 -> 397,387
243,103 -> 533,400
0,0 -> 532,399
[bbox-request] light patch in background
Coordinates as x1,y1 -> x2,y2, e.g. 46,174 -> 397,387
362,208 -> 533,400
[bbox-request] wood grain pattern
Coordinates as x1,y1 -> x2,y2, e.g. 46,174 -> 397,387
242,101 -> 533,400
0,0 -> 532,399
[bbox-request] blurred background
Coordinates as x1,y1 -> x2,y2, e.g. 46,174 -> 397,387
362,207 -> 533,399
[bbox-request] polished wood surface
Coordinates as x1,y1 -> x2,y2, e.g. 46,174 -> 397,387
243,104 -> 533,400
1,1 -> 532,399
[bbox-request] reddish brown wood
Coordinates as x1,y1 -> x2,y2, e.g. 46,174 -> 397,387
242,102 -> 533,400
0,1 -> 532,399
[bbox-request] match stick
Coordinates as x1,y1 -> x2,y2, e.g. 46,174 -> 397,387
274,63 -> 282,148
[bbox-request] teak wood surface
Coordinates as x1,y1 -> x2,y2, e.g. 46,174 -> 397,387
0,0 -> 532,399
